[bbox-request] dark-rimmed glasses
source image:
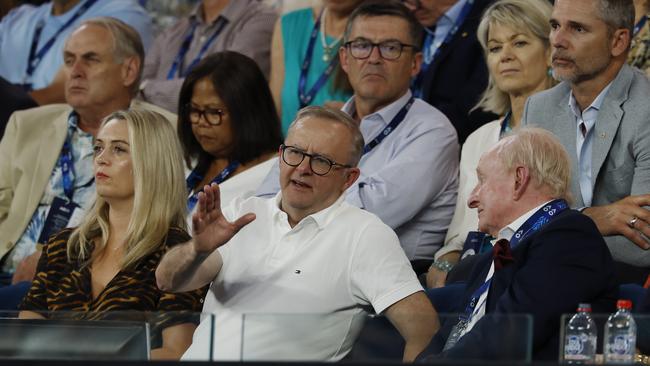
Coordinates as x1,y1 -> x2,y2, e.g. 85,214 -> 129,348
280,144 -> 351,176
344,39 -> 419,60
185,104 -> 225,126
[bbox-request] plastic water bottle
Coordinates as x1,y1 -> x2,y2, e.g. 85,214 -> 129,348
604,299 -> 637,364
563,303 -> 597,364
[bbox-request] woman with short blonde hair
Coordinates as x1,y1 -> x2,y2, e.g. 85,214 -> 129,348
427,0 -> 555,288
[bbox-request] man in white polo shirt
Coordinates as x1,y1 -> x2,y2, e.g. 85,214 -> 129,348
156,106 -> 438,361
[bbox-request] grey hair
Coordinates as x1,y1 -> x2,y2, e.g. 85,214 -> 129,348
287,106 -> 365,166
75,17 -> 144,96
495,127 -> 572,202
596,0 -> 635,38
475,0 -> 555,115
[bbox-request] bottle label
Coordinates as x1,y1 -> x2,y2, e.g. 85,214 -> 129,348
606,334 -> 635,362
610,335 -> 632,355
564,334 -> 595,360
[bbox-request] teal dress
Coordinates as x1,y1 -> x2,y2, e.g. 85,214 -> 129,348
280,8 -> 352,135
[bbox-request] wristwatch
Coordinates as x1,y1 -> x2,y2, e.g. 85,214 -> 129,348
430,259 -> 455,273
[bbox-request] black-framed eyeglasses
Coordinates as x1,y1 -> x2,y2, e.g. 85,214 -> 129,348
344,39 -> 419,60
185,104 -> 225,126
280,144 -> 352,176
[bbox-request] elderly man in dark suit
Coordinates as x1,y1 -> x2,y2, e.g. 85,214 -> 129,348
522,0 -> 650,284
417,127 -> 616,362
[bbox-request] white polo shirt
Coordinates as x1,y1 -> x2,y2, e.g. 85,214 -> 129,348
182,193 -> 423,361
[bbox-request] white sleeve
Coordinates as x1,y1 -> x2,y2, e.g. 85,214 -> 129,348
348,222 -> 423,314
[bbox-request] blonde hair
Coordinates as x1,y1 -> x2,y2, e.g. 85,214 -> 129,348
475,0 -> 555,115
67,110 -> 187,269
496,127 -> 571,202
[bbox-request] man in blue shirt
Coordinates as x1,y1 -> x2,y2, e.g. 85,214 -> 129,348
256,1 -> 459,275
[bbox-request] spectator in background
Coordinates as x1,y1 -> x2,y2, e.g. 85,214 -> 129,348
0,0 -> 152,106
257,0 -> 459,275
270,0 -> 362,135
19,109 -> 207,360
0,18 -> 173,307
522,0 -> 650,284
177,51 -> 282,226
427,0 -> 555,288
629,0 -> 650,75
140,0 -> 277,113
404,0 -> 498,144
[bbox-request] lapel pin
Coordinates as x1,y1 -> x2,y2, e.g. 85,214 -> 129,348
600,132 -> 606,139
461,32 -> 468,38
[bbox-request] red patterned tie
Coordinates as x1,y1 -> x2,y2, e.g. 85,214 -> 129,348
492,238 -> 514,270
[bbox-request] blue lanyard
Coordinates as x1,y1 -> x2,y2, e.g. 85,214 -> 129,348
166,17 -> 228,80
59,123 -> 79,201
298,9 -> 339,108
186,160 -> 240,211
25,0 -> 97,88
635,15 -> 648,36
499,111 -> 512,138
460,199 -> 569,321
362,97 -> 414,155
412,0 -> 474,97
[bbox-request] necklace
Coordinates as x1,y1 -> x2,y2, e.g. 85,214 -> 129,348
319,7 -> 343,63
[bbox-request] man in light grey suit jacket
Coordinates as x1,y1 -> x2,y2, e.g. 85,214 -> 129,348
522,0 -> 650,283
0,17 -> 175,294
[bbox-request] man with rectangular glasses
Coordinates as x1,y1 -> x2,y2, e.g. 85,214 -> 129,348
256,0 -> 459,276
157,106 -> 438,361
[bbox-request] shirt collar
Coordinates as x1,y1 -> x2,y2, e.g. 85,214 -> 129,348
191,0 -> 240,25
442,0 -> 468,27
496,201 -> 551,242
568,82 -> 613,117
342,90 -> 413,127
273,192 -> 347,230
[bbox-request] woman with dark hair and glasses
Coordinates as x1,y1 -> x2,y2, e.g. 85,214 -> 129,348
177,51 -> 282,221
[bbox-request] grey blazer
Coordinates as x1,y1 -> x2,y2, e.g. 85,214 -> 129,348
522,64 -> 650,267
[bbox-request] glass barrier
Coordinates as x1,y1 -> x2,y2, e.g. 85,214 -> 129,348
0,310 -> 537,362
234,312 -> 533,363
559,313 -> 650,364
0,311 -> 212,361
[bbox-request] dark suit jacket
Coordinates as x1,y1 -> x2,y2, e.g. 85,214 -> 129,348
417,209 -> 617,362
0,76 -> 36,138
420,0 -> 497,144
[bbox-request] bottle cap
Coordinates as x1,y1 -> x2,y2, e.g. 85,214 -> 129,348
577,303 -> 592,312
617,299 -> 633,309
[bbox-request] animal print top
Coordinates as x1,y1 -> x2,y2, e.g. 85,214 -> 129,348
20,227 -> 207,333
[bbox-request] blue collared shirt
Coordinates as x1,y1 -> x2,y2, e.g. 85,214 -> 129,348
424,0 -> 468,64
568,83 -> 612,207
0,0 -> 152,89
255,91 -> 459,261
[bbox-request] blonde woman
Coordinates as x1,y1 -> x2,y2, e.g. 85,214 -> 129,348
427,0 -> 555,288
19,110 -> 206,360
